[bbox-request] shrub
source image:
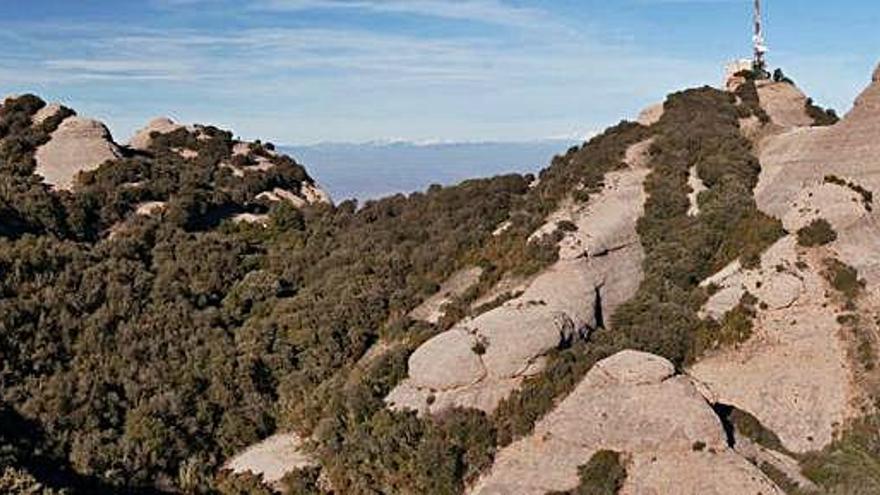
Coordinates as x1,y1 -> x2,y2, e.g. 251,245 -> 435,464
805,98 -> 840,127
549,450 -> 627,495
797,218 -> 837,247
691,293 -> 757,359
823,258 -> 864,303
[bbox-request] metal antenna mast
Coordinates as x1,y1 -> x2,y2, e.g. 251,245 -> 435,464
753,0 -> 768,76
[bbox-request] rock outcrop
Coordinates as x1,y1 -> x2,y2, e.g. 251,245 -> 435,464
128,116 -> 333,209
409,266 -> 484,324
470,351 -> 782,495
128,117 -> 184,150
636,103 -> 664,127
386,139 -> 651,414
756,80 -> 813,129
31,103 -> 63,126
692,236 -> 860,453
223,433 -> 314,492
34,116 -> 122,189
685,65 -> 880,455
757,65 -> 880,285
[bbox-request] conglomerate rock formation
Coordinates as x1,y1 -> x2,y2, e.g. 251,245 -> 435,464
386,137 -> 651,414
470,350 -> 782,495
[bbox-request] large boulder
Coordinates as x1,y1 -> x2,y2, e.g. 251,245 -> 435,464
387,141 -> 651,414
34,116 -> 121,190
469,351 -> 782,495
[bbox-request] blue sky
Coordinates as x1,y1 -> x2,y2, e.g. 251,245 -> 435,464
2,0 -> 878,145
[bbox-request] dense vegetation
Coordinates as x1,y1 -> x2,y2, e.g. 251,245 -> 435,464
0,95 -> 543,493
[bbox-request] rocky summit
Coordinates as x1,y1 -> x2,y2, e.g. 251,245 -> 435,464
2,63 -> 880,495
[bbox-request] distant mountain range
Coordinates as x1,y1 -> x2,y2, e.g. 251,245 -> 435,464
282,139 -> 578,202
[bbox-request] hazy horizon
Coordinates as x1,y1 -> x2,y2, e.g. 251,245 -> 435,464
3,0 -> 879,147
284,138 -> 576,202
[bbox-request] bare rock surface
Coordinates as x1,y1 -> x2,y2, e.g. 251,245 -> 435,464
756,81 -> 813,129
129,117 -> 183,150
256,184 -> 332,209
687,67 -> 880,455
232,213 -> 270,225
757,64 -> 880,285
693,236 -> 859,453
734,436 -> 819,493
34,116 -> 121,189
687,166 -> 707,216
224,433 -> 314,491
409,267 -> 483,324
300,182 -> 332,204
388,140 -> 652,414
470,351 -> 781,495
387,139 -> 652,414
407,329 -> 486,390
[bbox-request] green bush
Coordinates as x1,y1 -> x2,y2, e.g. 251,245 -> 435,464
823,258 -> 864,304
797,218 -> 837,247
691,293 -> 757,359
805,98 -> 840,127
549,450 -> 627,495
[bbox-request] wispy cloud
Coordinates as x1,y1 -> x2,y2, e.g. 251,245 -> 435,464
0,1 -> 713,144
251,0 -> 550,27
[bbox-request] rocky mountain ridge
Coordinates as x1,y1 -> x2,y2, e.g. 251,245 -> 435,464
1,64 -> 879,495
378,66 -> 880,494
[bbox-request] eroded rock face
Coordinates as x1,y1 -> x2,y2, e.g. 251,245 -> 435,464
756,81 -> 813,129
692,236 -> 859,453
470,351 -> 782,495
255,184 -> 332,209
686,166 -> 706,217
34,116 -> 122,190
757,64 -> 880,285
386,139 -> 651,414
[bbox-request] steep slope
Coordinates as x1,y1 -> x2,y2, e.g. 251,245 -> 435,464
688,66 -> 880,461
387,142 -> 649,414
